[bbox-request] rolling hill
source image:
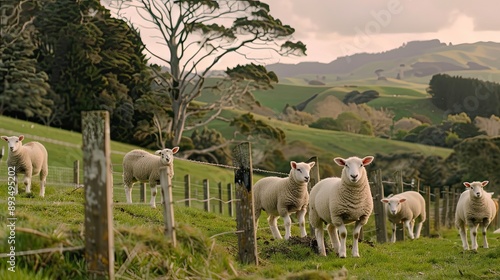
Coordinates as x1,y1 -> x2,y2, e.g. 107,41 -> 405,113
266,39 -> 500,85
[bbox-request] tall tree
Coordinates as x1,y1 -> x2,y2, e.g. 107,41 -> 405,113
0,0 -> 52,119
34,0 -> 151,140
109,0 -> 306,146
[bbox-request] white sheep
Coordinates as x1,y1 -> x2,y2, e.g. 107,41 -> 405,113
253,161 -> 316,240
455,181 -> 496,251
381,191 -> 426,243
122,147 -> 179,208
1,135 -> 48,197
309,156 -> 374,258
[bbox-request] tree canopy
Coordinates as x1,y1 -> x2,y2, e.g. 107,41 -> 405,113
109,0 -> 306,146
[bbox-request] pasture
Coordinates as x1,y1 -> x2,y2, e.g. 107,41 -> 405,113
0,110 -> 494,279
1,182 -> 500,279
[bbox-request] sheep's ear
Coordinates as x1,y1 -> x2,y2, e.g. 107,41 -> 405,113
362,156 -> 374,166
172,147 -> 180,154
1,136 -> 7,142
308,161 -> 316,168
290,161 -> 297,169
333,157 -> 346,166
18,135 -> 24,141
381,199 -> 389,203
154,150 -> 162,155
399,198 -> 407,203
481,181 -> 489,187
463,182 -> 471,188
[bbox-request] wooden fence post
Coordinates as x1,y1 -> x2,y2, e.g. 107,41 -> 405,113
423,186 -> 431,237
160,166 -> 176,247
227,183 -> 234,217
232,142 -> 258,265
306,156 -> 320,236
394,171 -> 404,241
218,182 -> 223,214
73,160 -> 80,188
434,188 -> 440,232
448,187 -> 457,228
203,179 -> 210,212
184,174 -> 191,207
82,111 -> 114,280
139,183 -> 146,203
442,186 -> 449,227
371,169 -> 387,243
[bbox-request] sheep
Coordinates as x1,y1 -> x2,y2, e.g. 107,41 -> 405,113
1,135 -> 48,197
309,156 -> 374,258
455,181 -> 496,251
381,191 -> 426,243
122,147 -> 179,208
253,161 -> 316,240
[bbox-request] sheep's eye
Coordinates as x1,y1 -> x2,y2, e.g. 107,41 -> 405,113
360,164 -> 363,167
297,168 -> 302,173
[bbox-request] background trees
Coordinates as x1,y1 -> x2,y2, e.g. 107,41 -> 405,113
108,0 -> 306,147
428,73 -> 500,118
33,0 -> 151,142
0,0 -> 52,119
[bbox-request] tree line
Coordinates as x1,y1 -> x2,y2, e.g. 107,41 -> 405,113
1,0 -> 304,167
427,73 -> 500,118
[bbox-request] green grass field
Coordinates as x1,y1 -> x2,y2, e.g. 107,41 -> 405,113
1,185 -> 500,279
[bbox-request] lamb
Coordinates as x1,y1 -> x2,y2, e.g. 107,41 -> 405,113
309,156 -> 374,258
1,135 -> 48,197
122,147 -> 179,208
381,191 -> 426,243
455,181 -> 496,251
253,161 -> 315,240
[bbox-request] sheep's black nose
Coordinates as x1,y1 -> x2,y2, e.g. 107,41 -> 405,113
305,176 -> 310,182
351,174 -> 358,179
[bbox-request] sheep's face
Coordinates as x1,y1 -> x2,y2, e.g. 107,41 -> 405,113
464,181 -> 488,198
155,147 -> 180,165
290,161 -> 315,183
1,135 -> 24,152
334,156 -> 374,184
381,197 -> 406,215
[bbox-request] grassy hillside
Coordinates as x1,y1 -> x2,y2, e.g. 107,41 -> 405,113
0,116 -> 498,279
1,184 -> 500,279
275,41 -> 500,86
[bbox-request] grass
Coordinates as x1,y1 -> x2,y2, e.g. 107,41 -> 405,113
1,185 -> 500,279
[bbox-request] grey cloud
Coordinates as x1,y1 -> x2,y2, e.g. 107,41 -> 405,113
267,0 -> 500,36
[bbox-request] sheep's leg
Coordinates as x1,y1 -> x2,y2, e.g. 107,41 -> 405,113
404,220 -> 415,240
337,223 -> 348,258
283,214 -> 292,240
457,223 -> 469,250
390,223 -> 397,243
39,177 -> 46,198
469,222 -> 479,251
352,221 -> 364,258
13,174 -> 19,195
415,221 -> 424,239
481,222 -> 489,249
39,167 -> 48,198
267,215 -> 282,239
314,225 -> 326,256
327,224 -> 339,255
296,208 -> 307,238
124,183 -> 134,204
150,184 -> 158,208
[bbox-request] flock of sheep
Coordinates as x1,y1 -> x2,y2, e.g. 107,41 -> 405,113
2,134 -> 500,258
252,156 -> 500,258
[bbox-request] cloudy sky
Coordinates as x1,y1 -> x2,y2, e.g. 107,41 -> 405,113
255,0 -> 500,66
109,0 -> 500,69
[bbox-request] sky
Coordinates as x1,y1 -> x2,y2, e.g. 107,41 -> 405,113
106,0 -> 500,70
